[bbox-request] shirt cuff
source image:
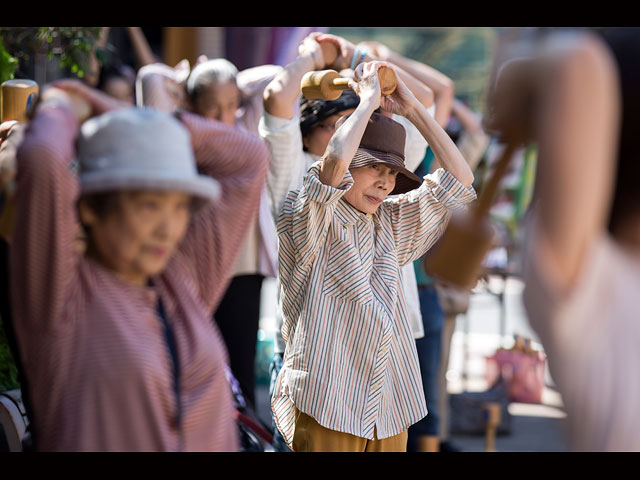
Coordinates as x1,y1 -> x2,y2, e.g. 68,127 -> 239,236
302,161 -> 353,204
260,111 -> 300,133
424,168 -> 477,210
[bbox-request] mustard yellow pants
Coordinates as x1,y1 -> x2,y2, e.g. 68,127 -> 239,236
292,408 -> 408,452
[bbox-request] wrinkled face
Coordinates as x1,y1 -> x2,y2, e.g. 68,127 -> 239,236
343,163 -> 398,214
80,190 -> 193,286
303,110 -> 355,156
193,80 -> 240,126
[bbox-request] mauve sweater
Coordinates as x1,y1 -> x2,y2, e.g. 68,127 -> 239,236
9,103 -> 268,451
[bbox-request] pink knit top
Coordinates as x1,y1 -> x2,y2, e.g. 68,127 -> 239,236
10,103 -> 269,451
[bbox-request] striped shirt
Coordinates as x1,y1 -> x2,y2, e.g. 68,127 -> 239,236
10,104 -> 268,451
272,162 -> 476,446
259,111 -> 431,353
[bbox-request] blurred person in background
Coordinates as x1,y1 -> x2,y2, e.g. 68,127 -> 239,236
86,27 -> 158,105
489,26 -> 640,451
434,98 -> 489,452
137,55 -> 282,409
9,78 -> 268,451
409,96 -> 490,452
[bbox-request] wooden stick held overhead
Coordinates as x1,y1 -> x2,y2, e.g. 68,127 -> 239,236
301,67 -> 397,100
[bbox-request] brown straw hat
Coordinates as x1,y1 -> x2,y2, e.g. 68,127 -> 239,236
348,113 -> 423,195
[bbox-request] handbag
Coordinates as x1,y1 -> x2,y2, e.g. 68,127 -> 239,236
485,336 -> 546,404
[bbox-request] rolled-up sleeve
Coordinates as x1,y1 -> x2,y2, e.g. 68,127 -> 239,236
259,112 -> 306,220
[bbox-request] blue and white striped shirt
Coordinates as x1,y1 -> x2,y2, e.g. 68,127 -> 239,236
272,162 -> 476,446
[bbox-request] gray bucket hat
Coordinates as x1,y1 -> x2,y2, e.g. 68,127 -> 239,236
76,107 -> 220,208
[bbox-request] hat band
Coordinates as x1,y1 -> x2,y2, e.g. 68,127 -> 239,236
350,149 -> 423,195
351,147 -> 405,169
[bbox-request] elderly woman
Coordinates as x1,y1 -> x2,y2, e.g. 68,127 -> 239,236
272,61 -> 475,452
10,80 -> 268,451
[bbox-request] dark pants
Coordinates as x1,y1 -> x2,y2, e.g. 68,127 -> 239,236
407,284 -> 444,451
269,352 -> 292,452
213,274 -> 264,407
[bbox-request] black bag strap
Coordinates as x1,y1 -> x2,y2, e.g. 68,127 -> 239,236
156,296 -> 183,443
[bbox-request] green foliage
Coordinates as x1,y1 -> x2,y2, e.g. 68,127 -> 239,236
0,35 -> 19,84
0,27 -> 102,79
0,314 -> 19,392
39,27 -> 102,78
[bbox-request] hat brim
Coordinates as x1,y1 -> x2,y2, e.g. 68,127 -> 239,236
351,148 -> 423,195
79,168 -> 221,211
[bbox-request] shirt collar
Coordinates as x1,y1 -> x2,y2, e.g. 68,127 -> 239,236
336,198 -> 381,228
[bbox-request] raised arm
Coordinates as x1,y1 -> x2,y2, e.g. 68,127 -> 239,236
377,65 -> 474,188
359,40 -> 454,127
318,62 -> 381,187
125,27 -> 158,67
136,61 -> 190,112
262,33 -> 325,120
260,34 -> 327,219
430,98 -> 489,172
315,33 -> 435,112
236,64 -> 283,134
10,82 -> 120,332
489,32 -> 620,291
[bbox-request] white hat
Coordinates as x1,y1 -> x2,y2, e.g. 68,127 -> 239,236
76,107 -> 220,209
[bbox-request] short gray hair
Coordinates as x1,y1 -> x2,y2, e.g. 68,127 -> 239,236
186,58 -> 238,103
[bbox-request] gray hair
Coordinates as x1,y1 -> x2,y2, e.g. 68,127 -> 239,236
186,58 -> 239,103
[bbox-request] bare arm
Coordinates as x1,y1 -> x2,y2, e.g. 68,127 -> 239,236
83,27 -> 111,87
405,105 -> 474,188
125,27 -> 158,67
318,63 -> 380,187
528,33 -> 620,290
431,98 -> 489,172
262,34 -> 324,120
378,65 -> 474,188
361,41 -> 454,127
451,98 -> 484,135
314,33 -> 435,112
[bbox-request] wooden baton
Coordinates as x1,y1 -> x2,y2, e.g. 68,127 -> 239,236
301,67 -> 397,101
1,79 -> 39,123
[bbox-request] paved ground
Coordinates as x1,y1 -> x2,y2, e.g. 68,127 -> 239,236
254,275 -> 571,452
